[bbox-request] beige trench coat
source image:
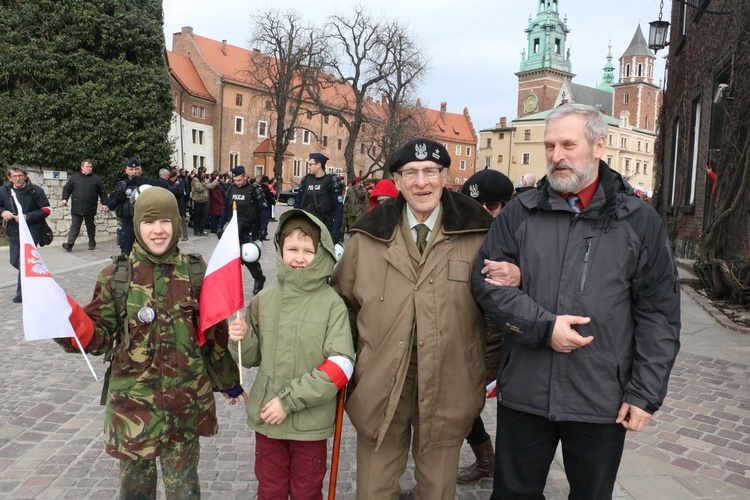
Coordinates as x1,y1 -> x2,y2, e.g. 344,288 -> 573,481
331,190 -> 493,453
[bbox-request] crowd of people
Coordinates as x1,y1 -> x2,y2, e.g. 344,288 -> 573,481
3,103 -> 682,500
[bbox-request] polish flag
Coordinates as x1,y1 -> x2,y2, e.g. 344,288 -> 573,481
198,209 -> 244,344
486,380 -> 497,399
12,192 -> 94,343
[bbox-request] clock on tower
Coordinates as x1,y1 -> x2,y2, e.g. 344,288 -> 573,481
524,93 -> 539,113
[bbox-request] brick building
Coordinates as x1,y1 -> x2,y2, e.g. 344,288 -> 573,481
653,0 -> 748,261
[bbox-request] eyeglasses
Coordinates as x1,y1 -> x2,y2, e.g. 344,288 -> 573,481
9,174 -> 26,179
482,202 -> 502,212
395,167 -> 443,181
306,161 -> 318,166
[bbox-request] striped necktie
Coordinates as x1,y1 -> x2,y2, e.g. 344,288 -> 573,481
567,195 -> 581,214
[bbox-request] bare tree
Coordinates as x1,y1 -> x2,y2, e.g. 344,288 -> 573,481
307,6 -> 429,180
245,9 -> 324,191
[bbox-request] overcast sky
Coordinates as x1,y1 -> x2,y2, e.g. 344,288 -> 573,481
163,0 -> 670,131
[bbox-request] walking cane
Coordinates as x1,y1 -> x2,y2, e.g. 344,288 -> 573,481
327,387 -> 346,500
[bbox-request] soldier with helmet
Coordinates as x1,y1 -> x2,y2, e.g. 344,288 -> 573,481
294,153 -> 344,244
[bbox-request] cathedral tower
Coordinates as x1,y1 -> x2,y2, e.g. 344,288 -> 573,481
516,0 -> 574,117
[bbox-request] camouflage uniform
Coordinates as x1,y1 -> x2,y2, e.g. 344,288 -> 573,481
56,187 -> 240,499
343,183 -> 369,232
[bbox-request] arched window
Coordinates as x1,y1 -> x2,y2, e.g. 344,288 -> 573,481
624,92 -> 630,104
637,64 -> 643,77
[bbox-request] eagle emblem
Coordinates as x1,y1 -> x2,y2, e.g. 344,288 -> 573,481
414,143 -> 428,160
469,184 -> 480,198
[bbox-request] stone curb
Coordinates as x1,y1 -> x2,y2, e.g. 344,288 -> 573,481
682,284 -> 750,335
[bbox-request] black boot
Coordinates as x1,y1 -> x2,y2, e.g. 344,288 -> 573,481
457,439 -> 495,484
253,276 -> 266,295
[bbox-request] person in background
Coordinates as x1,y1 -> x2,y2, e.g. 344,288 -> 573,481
61,159 -> 108,252
294,153 -> 344,244
218,166 -> 267,295
168,170 -> 189,241
190,167 -> 218,236
0,166 -> 51,303
332,138 -> 493,499
343,176 -> 369,233
107,157 -> 144,255
208,171 -> 225,235
54,187 -> 244,498
228,209 -> 354,499
367,178 -> 398,210
258,175 -> 275,241
473,104 -> 681,499
515,172 -> 537,195
455,168 -> 517,484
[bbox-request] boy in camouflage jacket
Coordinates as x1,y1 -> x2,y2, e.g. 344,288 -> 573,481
56,186 -> 243,499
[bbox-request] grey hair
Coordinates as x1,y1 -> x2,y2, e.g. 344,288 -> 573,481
545,103 -> 608,146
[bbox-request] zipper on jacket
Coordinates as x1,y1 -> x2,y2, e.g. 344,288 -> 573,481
579,237 -> 592,293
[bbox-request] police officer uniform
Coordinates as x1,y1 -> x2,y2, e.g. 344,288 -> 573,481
293,153 -> 344,243
218,166 -> 267,294
106,157 -> 144,255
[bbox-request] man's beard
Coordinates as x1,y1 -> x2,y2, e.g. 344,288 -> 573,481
547,158 -> 598,194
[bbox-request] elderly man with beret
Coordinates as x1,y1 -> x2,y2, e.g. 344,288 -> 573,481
331,138 -> 494,499
294,152 -> 344,243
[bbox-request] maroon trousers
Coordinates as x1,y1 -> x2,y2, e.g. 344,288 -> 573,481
255,432 -> 328,499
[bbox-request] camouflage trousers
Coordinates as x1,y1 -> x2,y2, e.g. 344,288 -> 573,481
119,437 -> 200,499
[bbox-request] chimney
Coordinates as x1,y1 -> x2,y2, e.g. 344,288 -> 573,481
381,94 -> 387,107
415,98 -> 422,108
221,40 -> 227,55
500,117 -> 506,127
440,102 -> 447,122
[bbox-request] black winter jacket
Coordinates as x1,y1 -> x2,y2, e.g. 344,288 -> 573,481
62,173 -> 107,216
0,181 -> 50,238
472,161 -> 681,423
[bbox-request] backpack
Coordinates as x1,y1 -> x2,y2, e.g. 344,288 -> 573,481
99,252 -> 218,404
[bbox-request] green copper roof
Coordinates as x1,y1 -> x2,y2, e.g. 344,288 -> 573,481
519,0 -> 572,74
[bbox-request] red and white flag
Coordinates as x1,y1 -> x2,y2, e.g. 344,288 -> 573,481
13,192 -> 94,342
199,209 -> 244,344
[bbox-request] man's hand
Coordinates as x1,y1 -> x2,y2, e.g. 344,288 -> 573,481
60,199 -> 68,206
550,315 -> 593,353
616,402 -> 652,432
228,316 -> 248,343
260,397 -> 288,425
481,259 -> 521,287
1,210 -> 13,222
222,390 -> 249,406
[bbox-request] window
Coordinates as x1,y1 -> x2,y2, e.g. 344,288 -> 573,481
486,138 -> 492,148
338,139 -> 343,150
265,100 -> 272,110
360,143 -> 365,154
460,160 -> 466,170
522,153 -> 530,165
533,38 -> 540,54
524,129 -> 531,141
686,97 -> 701,205
499,133 -> 504,140
624,159 -> 631,173
290,129 -> 297,143
624,92 -> 629,104
608,134 -> 613,146
498,155 -> 504,163
306,110 -> 312,119
192,155 -> 205,169
302,130 -> 311,144
235,94 -> 243,106
258,120 -> 268,137
455,145 -> 461,155
229,152 -> 240,169
637,63 -> 643,77
484,157 -> 491,168
322,136 -> 328,147
293,158 -> 302,177
645,142 -> 649,153
255,166 -> 263,177
643,163 -> 648,175
554,38 -> 561,54
324,115 -> 329,124
637,140 -> 642,151
636,162 -> 641,174
645,116 -> 649,129
466,146 -> 472,157
620,137 -> 628,149
626,64 -> 631,77
647,93 -> 651,106
607,156 -> 613,165
191,106 -> 205,118
235,117 -> 244,134
192,129 -> 204,145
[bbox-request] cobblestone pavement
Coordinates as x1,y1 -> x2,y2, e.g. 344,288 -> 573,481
1,207 -> 749,498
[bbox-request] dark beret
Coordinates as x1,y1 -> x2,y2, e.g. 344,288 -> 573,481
387,138 -> 450,173
231,166 -> 246,176
127,157 -> 141,167
309,153 -> 329,164
461,168 -> 514,203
